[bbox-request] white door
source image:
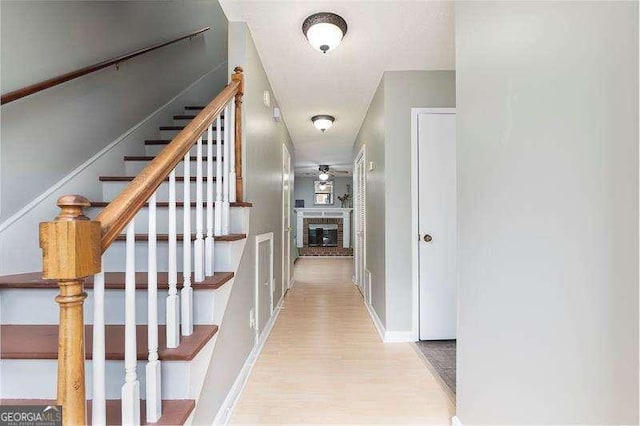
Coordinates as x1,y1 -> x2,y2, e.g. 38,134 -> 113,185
418,111 -> 457,340
282,144 -> 292,294
354,147 -> 367,300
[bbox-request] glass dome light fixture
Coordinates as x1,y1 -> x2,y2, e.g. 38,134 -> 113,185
302,12 -> 348,54
318,172 -> 330,181
312,115 -> 335,132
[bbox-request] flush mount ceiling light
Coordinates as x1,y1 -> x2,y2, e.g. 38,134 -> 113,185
312,115 -> 335,132
302,12 -> 348,53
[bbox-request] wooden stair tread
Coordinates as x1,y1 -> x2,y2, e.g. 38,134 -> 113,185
145,139 -> 221,145
1,399 -> 195,425
89,201 -> 253,208
1,324 -> 217,361
99,176 -> 208,182
124,156 -> 215,161
0,271 -> 233,290
113,233 -> 246,242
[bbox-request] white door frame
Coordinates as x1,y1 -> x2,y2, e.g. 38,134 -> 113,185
282,144 -> 292,296
411,107 -> 456,341
255,232 -> 274,340
354,144 -> 367,302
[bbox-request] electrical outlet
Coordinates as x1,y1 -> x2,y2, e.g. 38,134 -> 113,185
249,308 -> 255,328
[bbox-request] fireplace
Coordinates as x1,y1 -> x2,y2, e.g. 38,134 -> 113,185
295,208 -> 353,256
308,224 -> 338,247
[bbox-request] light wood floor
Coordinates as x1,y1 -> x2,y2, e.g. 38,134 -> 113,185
230,258 -> 455,424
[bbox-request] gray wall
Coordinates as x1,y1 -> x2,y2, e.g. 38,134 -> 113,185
353,79 -> 386,324
0,0 -> 228,222
384,71 -> 455,331
294,176 -> 352,208
353,71 -> 455,331
455,2 -> 638,424
192,22 -> 295,423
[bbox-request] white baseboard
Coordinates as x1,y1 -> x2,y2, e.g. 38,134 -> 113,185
213,294 -> 284,425
384,330 -> 416,343
364,301 -> 385,341
0,61 -> 226,234
451,415 -> 463,426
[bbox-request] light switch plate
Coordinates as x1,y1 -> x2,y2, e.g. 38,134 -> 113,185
368,161 -> 375,171
263,90 -> 271,107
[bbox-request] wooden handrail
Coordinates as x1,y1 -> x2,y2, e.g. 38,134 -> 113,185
96,69 -> 243,252
1,27 -> 210,105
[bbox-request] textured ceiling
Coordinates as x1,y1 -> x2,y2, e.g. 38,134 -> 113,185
220,1 -> 455,174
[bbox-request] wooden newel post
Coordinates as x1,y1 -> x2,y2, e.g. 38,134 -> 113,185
39,195 -> 101,426
232,66 -> 244,202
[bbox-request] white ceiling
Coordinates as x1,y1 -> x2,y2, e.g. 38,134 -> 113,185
220,1 -> 455,174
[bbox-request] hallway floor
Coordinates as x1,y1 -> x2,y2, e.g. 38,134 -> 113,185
230,258 -> 455,424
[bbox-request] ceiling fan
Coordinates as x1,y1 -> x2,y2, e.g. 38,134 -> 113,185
299,164 -> 350,180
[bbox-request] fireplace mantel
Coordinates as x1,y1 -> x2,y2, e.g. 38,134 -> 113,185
294,208 -> 352,248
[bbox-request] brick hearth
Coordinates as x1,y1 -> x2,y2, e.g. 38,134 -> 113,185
299,247 -> 354,256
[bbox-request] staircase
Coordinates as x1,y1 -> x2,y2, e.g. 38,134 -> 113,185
0,69 -> 247,425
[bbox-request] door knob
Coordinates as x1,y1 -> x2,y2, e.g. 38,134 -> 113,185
423,234 -> 433,243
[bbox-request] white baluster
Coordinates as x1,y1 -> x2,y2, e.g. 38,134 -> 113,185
229,98 -> 237,203
222,104 -> 230,235
182,153 -> 193,336
194,136 -> 205,282
215,115 -> 223,237
205,123 -> 215,276
146,193 -> 162,422
166,169 -> 180,348
92,266 -> 106,426
122,220 -> 140,426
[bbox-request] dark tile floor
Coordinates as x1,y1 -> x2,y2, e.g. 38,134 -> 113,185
415,340 -> 456,395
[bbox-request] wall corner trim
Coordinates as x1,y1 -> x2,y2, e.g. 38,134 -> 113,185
451,415 -> 463,426
213,294 -> 284,425
0,61 -> 227,234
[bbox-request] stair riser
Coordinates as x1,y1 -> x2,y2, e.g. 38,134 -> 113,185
0,286 -> 219,325
2,357 -> 190,400
87,206 -> 246,235
103,181 -> 224,203
145,142 -> 222,157
125,159 -> 219,175
103,239 -> 244,272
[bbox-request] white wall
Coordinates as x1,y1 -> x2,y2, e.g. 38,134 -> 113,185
294,176 -> 352,208
192,22 -> 295,423
455,2 -> 638,423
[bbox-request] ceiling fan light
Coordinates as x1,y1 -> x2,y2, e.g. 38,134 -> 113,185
319,172 -> 330,181
311,115 -> 335,132
302,12 -> 348,53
